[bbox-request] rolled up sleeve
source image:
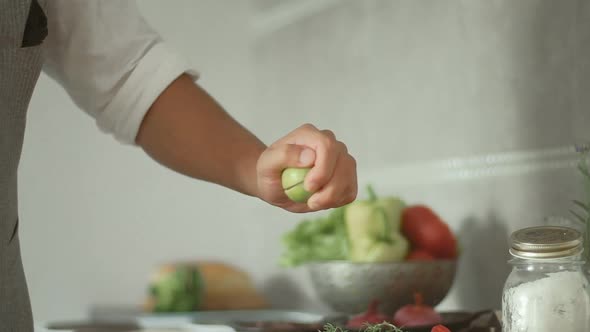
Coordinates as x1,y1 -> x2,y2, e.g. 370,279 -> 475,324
42,0 -> 199,144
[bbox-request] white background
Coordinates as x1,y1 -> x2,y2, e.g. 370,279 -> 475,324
18,0 -> 590,324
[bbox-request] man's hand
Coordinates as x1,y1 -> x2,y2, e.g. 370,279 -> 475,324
256,124 -> 357,213
137,75 -> 357,213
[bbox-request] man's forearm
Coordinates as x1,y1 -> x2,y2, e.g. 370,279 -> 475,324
136,74 -> 266,197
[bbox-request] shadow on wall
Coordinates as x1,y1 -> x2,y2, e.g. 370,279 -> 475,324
260,271 -> 309,309
454,211 -> 511,310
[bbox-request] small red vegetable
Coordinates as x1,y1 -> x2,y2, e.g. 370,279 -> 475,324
431,325 -> 451,332
392,292 -> 442,327
347,299 -> 390,328
406,249 -> 435,261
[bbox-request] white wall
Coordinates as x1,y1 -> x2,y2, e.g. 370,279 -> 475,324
19,0 -> 590,324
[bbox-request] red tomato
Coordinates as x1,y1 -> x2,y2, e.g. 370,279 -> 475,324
406,249 -> 435,261
401,205 -> 457,259
431,325 -> 451,332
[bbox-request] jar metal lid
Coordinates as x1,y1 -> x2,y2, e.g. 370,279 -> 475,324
509,226 -> 583,259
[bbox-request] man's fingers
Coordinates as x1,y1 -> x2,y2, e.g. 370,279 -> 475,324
275,124 -> 343,193
257,123 -> 358,213
257,143 -> 316,179
307,153 -> 357,210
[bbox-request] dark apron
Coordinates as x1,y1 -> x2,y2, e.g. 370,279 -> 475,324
0,0 -> 47,330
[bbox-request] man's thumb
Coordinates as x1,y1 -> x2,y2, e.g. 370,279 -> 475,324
298,147 -> 315,166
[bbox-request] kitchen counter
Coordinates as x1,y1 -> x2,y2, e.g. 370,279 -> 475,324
46,310 -> 502,332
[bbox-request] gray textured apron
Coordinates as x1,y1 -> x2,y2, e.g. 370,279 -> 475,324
1,0 -> 47,330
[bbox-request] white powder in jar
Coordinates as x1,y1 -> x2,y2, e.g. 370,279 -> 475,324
502,270 -> 590,332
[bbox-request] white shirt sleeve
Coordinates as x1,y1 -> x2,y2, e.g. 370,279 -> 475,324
42,0 -> 199,145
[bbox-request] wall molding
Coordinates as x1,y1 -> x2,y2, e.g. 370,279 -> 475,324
358,145 -> 582,189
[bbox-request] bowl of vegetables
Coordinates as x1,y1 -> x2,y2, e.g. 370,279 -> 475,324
306,259 -> 456,316
280,186 -> 459,316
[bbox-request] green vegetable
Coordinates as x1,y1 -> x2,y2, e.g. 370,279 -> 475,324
149,265 -> 203,312
345,186 -> 409,262
280,207 -> 349,267
323,322 -> 405,332
282,167 -> 313,203
280,185 -> 409,266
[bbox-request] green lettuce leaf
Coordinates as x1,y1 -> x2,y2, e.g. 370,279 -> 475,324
280,207 -> 349,267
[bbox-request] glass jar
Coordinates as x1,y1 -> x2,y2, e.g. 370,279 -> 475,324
501,226 -> 590,332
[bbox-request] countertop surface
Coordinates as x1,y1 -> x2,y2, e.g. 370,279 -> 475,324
46,310 -> 502,332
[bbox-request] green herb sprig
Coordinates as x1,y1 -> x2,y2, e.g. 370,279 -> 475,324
571,143 -> 590,260
321,322 -> 405,332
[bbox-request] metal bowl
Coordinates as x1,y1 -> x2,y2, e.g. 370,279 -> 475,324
307,260 -> 457,315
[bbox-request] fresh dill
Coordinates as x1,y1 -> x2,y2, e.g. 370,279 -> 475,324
320,322 -> 405,332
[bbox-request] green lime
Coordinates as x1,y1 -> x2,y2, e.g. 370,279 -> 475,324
281,167 -> 313,203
